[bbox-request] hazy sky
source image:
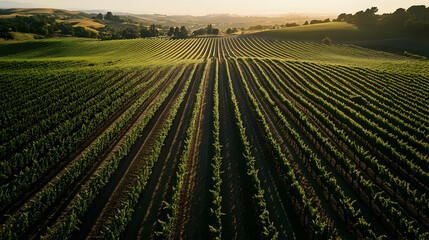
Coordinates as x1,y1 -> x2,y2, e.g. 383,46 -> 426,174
4,0 -> 428,15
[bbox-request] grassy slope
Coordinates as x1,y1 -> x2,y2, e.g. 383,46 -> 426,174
0,32 -> 35,42
0,37 -> 427,75
249,22 -> 392,42
57,19 -> 105,33
249,22 -> 429,57
0,8 -> 93,19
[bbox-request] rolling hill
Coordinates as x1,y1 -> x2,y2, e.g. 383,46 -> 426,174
248,22 -> 429,57
0,8 -> 94,19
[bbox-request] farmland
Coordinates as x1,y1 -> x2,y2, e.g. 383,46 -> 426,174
1,36 -> 429,239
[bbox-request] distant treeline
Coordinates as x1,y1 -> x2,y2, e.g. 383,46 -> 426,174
0,13 -> 191,40
99,24 -> 189,40
304,19 -> 331,25
94,12 -> 122,22
335,5 -> 429,38
0,15 -> 97,39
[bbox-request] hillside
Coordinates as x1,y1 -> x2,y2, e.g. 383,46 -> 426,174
249,22 -> 385,41
248,22 -> 429,57
0,8 -> 94,19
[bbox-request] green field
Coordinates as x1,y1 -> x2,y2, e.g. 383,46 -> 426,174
1,37 -> 429,239
1,36 -> 427,73
250,22 -> 398,41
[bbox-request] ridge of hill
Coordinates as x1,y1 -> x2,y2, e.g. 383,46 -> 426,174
0,8 -> 94,19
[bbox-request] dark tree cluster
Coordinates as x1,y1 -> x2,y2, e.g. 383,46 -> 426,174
248,25 -> 264,30
226,28 -> 238,34
0,12 -> 185,41
140,24 -> 160,38
335,5 -> 429,38
282,22 -> 300,27
93,12 -> 124,23
309,18 -> 331,25
73,26 -> 98,38
98,23 -> 180,40
104,12 -> 121,22
167,26 -> 188,39
0,15 -> 55,38
193,24 -> 219,36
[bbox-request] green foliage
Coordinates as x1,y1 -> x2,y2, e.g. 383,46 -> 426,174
170,26 -> 188,39
404,51 -> 427,60
104,12 -> 121,22
284,22 -> 299,27
95,13 -> 103,20
73,26 -> 97,38
193,24 -> 219,36
336,5 -> 429,38
226,28 -> 238,34
0,15 -> 55,37
322,36 -> 332,45
310,18 -> 330,25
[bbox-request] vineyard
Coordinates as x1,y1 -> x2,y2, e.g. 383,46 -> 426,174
1,36 -> 428,239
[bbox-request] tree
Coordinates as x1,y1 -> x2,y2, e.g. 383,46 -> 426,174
207,24 -> 213,34
174,27 -> 180,37
105,12 -> 113,21
310,19 -> 324,24
74,26 -> 90,37
149,24 -> 158,37
354,7 -> 378,29
167,27 -> 174,37
111,15 -> 121,22
249,25 -> 263,30
122,27 -> 139,39
285,22 -> 299,27
58,22 -> 74,35
335,13 -> 347,22
96,13 -> 103,20
140,27 -> 151,38
179,26 -> 188,38
193,28 -> 206,36
226,28 -> 238,34
0,23 -> 13,40
212,28 -> 219,35
379,8 -> 407,32
303,21 -> 309,25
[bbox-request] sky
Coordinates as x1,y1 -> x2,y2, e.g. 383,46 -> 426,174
2,0 -> 428,15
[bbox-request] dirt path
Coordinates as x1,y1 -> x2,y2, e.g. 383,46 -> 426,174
121,62 -> 207,240
170,60 -> 214,240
